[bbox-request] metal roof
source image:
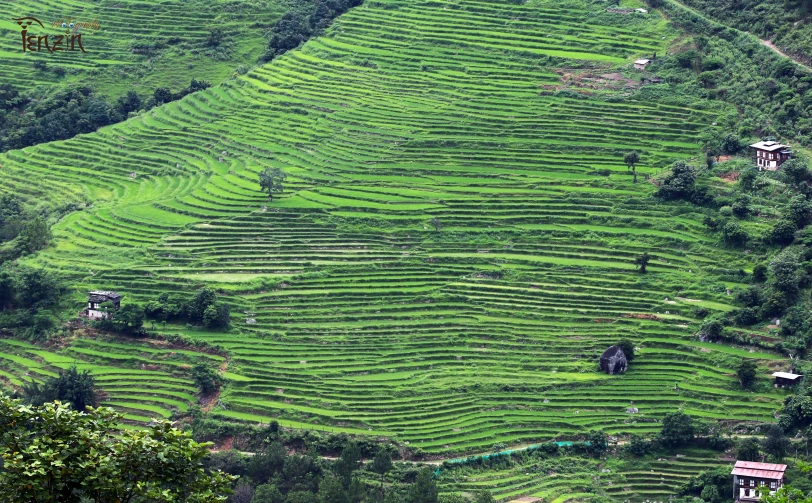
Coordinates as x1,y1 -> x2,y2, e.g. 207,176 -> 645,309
731,461 -> 787,479
731,468 -> 785,479
750,141 -> 788,152
772,372 -> 802,380
634,58 -> 651,65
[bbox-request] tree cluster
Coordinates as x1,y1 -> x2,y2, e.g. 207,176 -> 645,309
144,287 -> 231,330
262,0 -> 364,62
19,365 -> 96,412
0,264 -> 66,341
0,79 -> 210,152
205,438 -> 451,503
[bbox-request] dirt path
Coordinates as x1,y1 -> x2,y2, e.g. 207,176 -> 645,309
664,0 -> 812,73
759,39 -> 812,72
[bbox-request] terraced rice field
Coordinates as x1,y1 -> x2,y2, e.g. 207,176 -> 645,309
0,0 -> 286,95
0,337 -> 209,423
0,0 -> 787,453
438,448 -> 730,502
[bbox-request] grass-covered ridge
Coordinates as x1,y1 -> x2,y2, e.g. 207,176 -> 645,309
0,0 -> 789,454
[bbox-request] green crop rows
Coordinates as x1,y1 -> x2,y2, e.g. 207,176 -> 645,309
0,0 -> 785,454
0,0 -> 286,96
437,447 -> 729,502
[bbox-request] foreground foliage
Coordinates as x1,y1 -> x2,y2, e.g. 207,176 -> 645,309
0,396 -> 234,502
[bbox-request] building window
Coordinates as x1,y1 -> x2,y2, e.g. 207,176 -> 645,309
751,480 -> 755,487
771,482 -> 776,489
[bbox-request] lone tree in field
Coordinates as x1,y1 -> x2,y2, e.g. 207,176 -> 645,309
737,359 -> 758,389
624,151 -> 640,171
259,167 -> 287,201
634,252 -> 650,273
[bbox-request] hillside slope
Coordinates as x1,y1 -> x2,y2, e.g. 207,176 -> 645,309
0,0 -> 784,454
674,0 -> 812,65
0,0 -> 287,97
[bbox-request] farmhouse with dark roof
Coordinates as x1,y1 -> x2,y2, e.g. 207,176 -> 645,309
731,461 -> 786,501
85,291 -> 122,320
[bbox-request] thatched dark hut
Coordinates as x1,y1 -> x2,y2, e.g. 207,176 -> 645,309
600,345 -> 628,375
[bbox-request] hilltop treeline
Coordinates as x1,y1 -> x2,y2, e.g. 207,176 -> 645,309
262,0 -> 364,62
0,80 -> 210,152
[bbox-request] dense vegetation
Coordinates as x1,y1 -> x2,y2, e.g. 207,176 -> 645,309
641,0 -> 812,145
674,0 -> 812,64
0,0 -> 794,457
0,80 -> 210,152
0,396 -> 234,502
5,0 -> 812,501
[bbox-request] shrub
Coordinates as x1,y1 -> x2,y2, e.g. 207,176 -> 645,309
659,411 -> 694,447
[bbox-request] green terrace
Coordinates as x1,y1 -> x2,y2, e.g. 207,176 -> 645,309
0,0 -> 781,453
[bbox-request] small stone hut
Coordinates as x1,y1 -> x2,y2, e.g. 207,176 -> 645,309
600,345 -> 628,375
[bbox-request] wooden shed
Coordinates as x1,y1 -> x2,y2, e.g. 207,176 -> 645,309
772,371 -> 802,388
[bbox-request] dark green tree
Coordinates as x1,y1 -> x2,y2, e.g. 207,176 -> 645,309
191,362 -> 225,395
259,167 -> 287,201
624,151 -> 640,171
247,441 -> 287,485
153,87 -> 173,105
407,468 -> 438,503
335,442 -> 362,488
252,484 -> 285,503
586,430 -> 608,457
659,411 -> 694,447
116,90 -> 142,115
318,474 -> 349,503
18,217 -> 52,254
189,287 -> 217,322
23,365 -> 96,411
634,252 -> 650,273
617,340 -> 635,362
721,133 -> 741,155
737,359 -> 758,389
737,437 -> 761,462
113,303 -> 145,332
762,424 -> 790,461
782,159 -> 810,187
204,302 -> 230,330
656,161 -> 696,200
772,219 -> 798,245
372,448 -> 393,498
474,491 -> 495,503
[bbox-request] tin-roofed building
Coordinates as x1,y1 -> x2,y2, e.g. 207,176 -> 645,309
634,58 -> 651,70
731,461 -> 786,501
772,371 -> 802,388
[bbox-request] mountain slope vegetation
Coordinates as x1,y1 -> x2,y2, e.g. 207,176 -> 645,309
0,0 -> 796,460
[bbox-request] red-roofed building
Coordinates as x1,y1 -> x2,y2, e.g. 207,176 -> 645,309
731,461 -> 786,501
